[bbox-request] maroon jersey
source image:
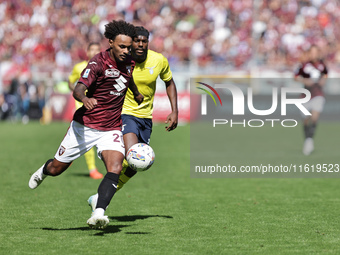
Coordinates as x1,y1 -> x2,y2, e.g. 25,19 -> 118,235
294,60 -> 328,98
73,49 -> 135,131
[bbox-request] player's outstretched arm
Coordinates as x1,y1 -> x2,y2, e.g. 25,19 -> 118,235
73,83 -> 97,110
129,78 -> 144,105
165,78 -> 178,132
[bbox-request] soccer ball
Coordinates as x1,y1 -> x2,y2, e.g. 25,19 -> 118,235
126,143 -> 155,172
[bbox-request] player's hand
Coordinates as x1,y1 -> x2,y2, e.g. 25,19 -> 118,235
82,97 -> 97,110
165,111 -> 178,132
134,93 -> 144,105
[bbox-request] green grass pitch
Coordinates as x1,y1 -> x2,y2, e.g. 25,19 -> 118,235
1,121 -> 340,254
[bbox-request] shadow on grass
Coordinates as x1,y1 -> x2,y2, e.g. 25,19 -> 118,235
42,225 -> 129,236
125,232 -> 150,235
109,215 -> 173,222
69,173 -> 92,178
41,215 -> 172,236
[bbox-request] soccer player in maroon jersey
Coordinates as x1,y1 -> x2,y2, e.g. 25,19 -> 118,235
294,45 -> 328,155
28,20 -> 144,229
87,26 -> 178,212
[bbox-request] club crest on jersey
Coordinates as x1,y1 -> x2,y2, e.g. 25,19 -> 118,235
58,146 -> 66,156
105,69 -> 120,78
82,69 -> 90,78
146,66 -> 156,75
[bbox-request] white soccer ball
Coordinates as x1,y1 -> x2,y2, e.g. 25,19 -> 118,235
126,143 -> 155,172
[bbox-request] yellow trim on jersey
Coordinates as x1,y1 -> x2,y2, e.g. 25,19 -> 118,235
69,60 -> 87,109
75,100 -> 83,110
122,50 -> 172,119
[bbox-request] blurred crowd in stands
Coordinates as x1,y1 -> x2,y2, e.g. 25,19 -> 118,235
1,0 -> 340,121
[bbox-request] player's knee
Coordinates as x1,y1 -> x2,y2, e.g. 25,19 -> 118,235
108,162 -> 123,174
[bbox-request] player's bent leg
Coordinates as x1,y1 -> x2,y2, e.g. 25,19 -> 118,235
303,117 -> 311,139
87,162 -> 123,214
87,150 -> 124,229
123,132 -> 139,152
310,111 -> 320,126
303,111 -> 321,156
117,159 -> 136,191
304,111 -> 320,155
29,158 -> 71,189
121,167 -> 137,182
101,150 -> 124,174
117,132 -> 139,191
29,159 -> 52,189
46,159 -> 72,176
121,158 -> 129,175
87,162 -> 138,216
303,97 -> 324,155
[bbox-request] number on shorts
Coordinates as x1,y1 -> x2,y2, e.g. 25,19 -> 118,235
113,133 -> 120,143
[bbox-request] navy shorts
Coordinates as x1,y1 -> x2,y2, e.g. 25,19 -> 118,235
121,114 -> 152,144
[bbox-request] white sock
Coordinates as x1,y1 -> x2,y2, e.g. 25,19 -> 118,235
93,208 -> 105,217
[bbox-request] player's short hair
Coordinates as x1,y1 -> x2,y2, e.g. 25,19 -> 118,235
87,42 -> 100,50
104,20 -> 136,41
135,26 -> 150,39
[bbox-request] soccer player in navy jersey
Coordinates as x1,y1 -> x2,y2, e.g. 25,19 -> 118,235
294,45 -> 328,155
28,20 -> 144,229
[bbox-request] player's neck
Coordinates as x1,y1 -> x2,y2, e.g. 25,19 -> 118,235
136,59 -> 146,64
109,49 -> 118,63
132,50 -> 147,63
135,55 -> 147,64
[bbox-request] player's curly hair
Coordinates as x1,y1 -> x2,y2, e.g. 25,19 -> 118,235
104,20 -> 136,41
135,26 -> 150,39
